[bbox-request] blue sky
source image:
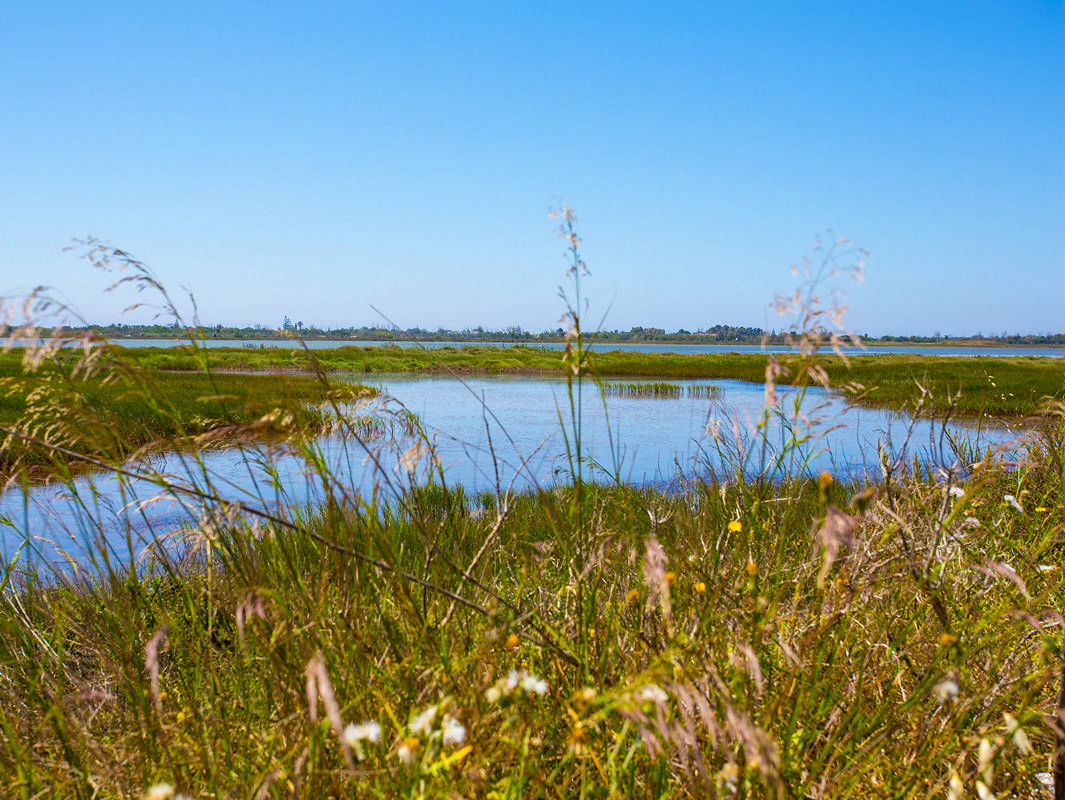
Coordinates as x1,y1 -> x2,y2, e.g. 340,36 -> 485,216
2,1 -> 1063,336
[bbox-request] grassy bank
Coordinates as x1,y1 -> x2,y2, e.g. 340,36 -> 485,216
7,338 -> 1060,420
0,348 -> 374,475
87,343 -> 1065,418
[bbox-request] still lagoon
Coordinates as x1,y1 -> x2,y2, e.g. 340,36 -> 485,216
0,374 -> 1028,568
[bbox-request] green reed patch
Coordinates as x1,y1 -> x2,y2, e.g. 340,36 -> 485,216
600,381 -> 721,399
601,381 -> 683,398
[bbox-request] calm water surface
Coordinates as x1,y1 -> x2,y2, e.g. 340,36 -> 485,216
0,375 -> 1029,567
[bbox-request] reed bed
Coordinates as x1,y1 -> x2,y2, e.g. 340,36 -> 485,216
686,384 -> 719,399
0,226 -> 1062,798
600,381 -> 721,399
601,381 -> 682,398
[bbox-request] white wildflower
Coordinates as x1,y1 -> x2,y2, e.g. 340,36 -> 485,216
520,672 -> 549,696
947,770 -> 964,800
978,736 -> 996,786
933,679 -> 959,703
949,486 -> 965,499
142,786 -> 191,800
343,721 -> 381,760
637,684 -> 669,705
1004,494 -> 1023,513
441,715 -> 466,746
409,705 -> 437,736
1004,713 -> 1032,755
344,721 -> 381,745
397,737 -> 419,767
488,669 -> 548,701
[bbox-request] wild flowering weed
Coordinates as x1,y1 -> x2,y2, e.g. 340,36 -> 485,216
342,720 -> 381,761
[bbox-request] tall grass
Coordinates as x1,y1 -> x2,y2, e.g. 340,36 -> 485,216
0,225 -> 1061,799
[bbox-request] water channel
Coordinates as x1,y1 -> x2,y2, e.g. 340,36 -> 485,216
0,374 -> 1029,569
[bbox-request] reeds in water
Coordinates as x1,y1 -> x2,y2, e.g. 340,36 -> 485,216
600,381 -> 721,399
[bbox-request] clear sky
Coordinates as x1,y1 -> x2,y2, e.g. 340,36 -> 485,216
2,1 -> 1063,336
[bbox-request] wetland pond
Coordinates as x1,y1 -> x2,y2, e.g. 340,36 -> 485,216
0,374 -> 1029,568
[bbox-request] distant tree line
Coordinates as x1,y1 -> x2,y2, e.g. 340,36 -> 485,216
869,332 -> 1065,345
41,322 -> 1065,346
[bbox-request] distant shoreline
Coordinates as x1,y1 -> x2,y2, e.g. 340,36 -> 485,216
23,324 -> 1065,348
105,336 -> 1064,348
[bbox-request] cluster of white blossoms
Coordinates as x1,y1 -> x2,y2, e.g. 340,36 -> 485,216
342,720 -> 381,761
397,704 -> 467,767
409,705 -> 466,744
933,678 -> 959,703
339,706 -> 466,768
635,684 -> 669,706
948,485 -> 966,499
485,669 -> 549,703
1003,494 -> 1024,513
142,784 -> 192,800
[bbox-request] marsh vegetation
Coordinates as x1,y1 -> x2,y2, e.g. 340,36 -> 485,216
0,221 -> 1062,798
100,344 -> 1064,420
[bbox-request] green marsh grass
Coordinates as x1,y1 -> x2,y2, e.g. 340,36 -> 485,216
0,230 -> 1062,798
87,345 -> 1065,419
0,353 -> 375,477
